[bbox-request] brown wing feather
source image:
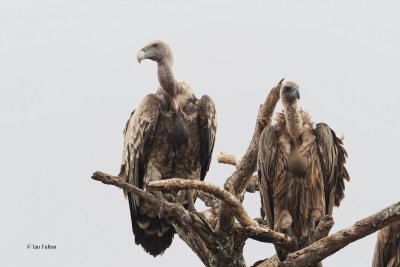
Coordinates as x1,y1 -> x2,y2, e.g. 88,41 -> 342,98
258,125 -> 288,260
118,93 -> 160,235
197,95 -> 217,181
258,125 -> 285,230
315,123 -> 350,215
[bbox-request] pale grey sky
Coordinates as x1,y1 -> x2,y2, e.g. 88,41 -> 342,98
1,0 -> 399,266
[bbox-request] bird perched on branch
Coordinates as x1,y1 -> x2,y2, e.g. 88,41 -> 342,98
257,81 -> 349,263
119,40 -> 217,256
372,221 -> 400,267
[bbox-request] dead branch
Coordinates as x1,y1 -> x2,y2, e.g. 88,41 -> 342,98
147,178 -> 257,228
217,79 -> 283,234
257,201 -> 400,267
198,191 -> 220,208
92,171 -> 162,206
91,171 -> 212,266
217,149 -> 243,167
235,225 -> 295,250
217,150 -> 259,193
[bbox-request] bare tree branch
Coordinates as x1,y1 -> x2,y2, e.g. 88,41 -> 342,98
256,201 -> 400,267
217,79 -> 283,234
217,149 -> 243,167
217,150 -> 260,193
92,171 -> 161,206
91,171 -> 212,266
147,178 -> 257,228
148,178 -> 296,251
235,225 -> 295,250
198,191 -> 220,208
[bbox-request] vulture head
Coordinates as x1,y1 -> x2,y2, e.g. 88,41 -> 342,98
136,40 -> 174,65
281,81 -> 300,105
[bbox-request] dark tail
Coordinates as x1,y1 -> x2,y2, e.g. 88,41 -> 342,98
128,195 -> 175,257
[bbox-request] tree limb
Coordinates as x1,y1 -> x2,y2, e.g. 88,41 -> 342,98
235,225 -> 295,250
198,190 -> 220,208
148,178 -> 296,251
217,149 -> 242,167
91,171 -> 212,266
217,150 -> 260,193
147,178 -> 257,228
257,201 -> 400,267
216,79 -> 283,234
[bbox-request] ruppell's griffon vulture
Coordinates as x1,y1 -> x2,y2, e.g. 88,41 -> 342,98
372,221 -> 400,267
257,81 -> 349,263
119,40 -> 217,256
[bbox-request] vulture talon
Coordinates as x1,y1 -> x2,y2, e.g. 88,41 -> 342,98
286,226 -> 299,250
306,218 -> 316,245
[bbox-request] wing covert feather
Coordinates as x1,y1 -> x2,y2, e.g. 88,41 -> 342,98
119,94 -> 160,217
198,95 -> 217,181
258,125 -> 285,230
315,123 -> 349,215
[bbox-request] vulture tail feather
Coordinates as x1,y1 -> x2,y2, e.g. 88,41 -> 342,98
128,194 -> 175,257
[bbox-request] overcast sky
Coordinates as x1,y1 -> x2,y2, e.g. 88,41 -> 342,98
1,0 -> 400,266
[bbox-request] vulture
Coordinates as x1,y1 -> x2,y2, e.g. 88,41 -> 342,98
119,40 -> 217,256
257,81 -> 349,263
372,221 -> 400,267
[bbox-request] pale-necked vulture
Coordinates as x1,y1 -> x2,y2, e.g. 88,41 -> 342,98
257,81 -> 349,262
372,221 -> 400,267
119,40 -> 217,256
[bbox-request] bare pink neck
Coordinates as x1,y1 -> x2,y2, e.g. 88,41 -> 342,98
157,61 -> 181,97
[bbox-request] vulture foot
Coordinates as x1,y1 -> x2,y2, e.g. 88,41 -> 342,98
306,218 -> 316,245
286,226 -> 299,250
299,217 -> 316,247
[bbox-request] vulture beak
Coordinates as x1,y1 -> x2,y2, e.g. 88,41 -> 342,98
136,47 -> 147,63
282,85 -> 300,102
293,87 -> 300,100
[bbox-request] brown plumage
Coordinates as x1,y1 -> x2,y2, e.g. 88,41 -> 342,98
119,40 -> 217,256
372,222 -> 400,267
257,81 -> 349,263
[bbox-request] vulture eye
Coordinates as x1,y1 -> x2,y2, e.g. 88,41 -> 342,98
153,43 -> 159,48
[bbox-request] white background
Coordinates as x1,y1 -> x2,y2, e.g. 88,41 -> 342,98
1,0 -> 399,266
